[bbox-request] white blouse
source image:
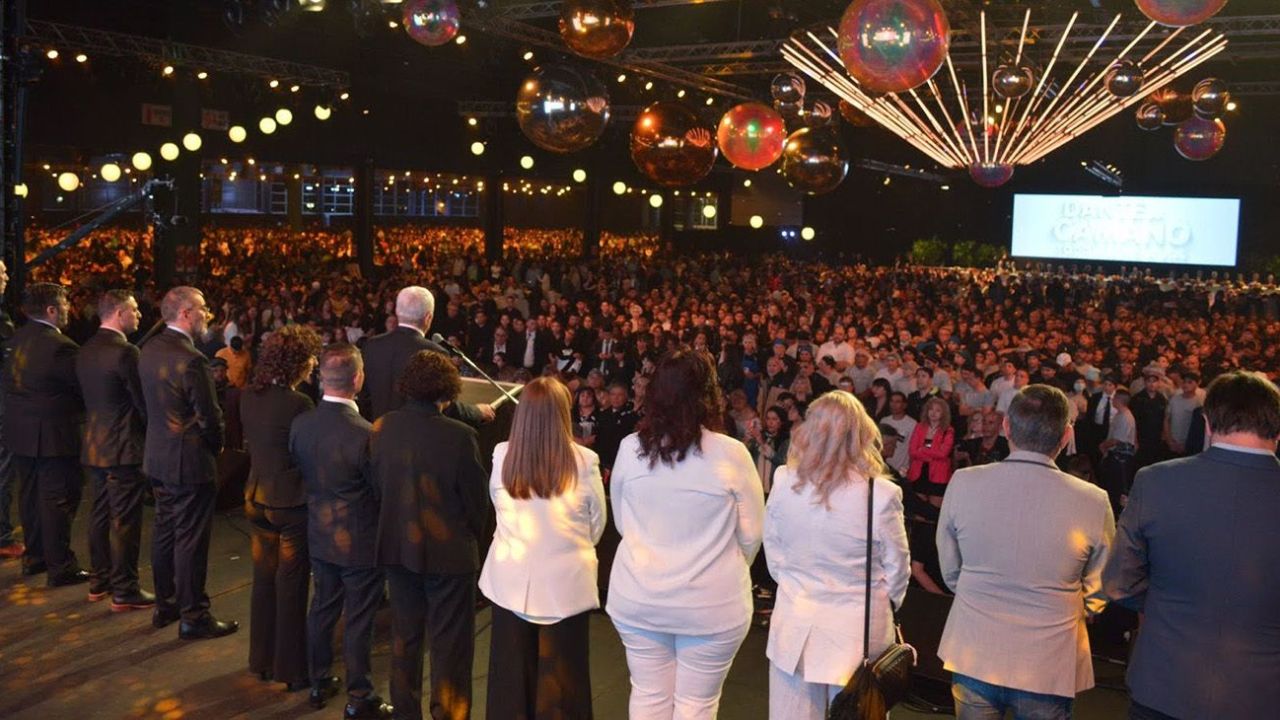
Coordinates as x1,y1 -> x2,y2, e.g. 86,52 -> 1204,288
606,429 -> 766,635
764,468 -> 911,686
478,442 -> 606,624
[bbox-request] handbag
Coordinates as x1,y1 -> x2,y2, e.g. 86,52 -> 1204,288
827,476 -> 916,720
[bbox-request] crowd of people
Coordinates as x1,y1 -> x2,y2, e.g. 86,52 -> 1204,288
2,222 -> 1280,720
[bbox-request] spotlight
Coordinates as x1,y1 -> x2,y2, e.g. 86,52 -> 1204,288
340,91 -> 350,100
613,181 -> 627,195
275,108 -> 294,126
389,20 -> 399,28
46,49 -> 58,60
160,143 -> 180,161
197,70 -> 209,79
57,172 -> 80,192
14,183 -> 28,198
470,141 -> 486,156
182,132 -> 203,151
749,215 -> 764,229
617,73 -> 627,83
572,169 -> 587,183
520,155 -> 534,170
649,193 -> 663,208
523,51 -> 534,61
644,81 -> 653,91
1226,100 -> 1238,112
702,204 -> 717,219
314,104 -> 332,120
290,85 -> 300,93
941,184 -> 950,191
467,117 -> 478,127
269,79 -> 280,88
260,117 -> 278,134
229,125 -> 247,143
301,0 -> 325,12
743,178 -> 752,188
75,53 -> 88,63
162,65 -> 174,76
677,89 -> 686,98
132,152 -> 153,171
455,34 -> 467,45
101,163 -> 122,182
247,158 -> 256,165
801,227 -> 816,241
706,97 -> 715,106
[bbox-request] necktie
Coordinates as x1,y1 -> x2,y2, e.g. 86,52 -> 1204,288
1100,395 -> 1111,436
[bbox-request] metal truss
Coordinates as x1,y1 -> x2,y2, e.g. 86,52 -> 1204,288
22,19 -> 350,89
855,159 -> 949,184
1232,80 -> 1280,96
458,99 -> 642,122
494,0 -> 740,21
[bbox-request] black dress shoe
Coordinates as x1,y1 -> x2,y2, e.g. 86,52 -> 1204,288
344,694 -> 393,720
178,616 -> 238,640
87,582 -> 110,602
48,569 -> 91,587
110,589 -> 156,613
309,677 -> 340,709
284,680 -> 311,693
255,671 -> 272,683
152,605 -> 180,629
22,561 -> 47,576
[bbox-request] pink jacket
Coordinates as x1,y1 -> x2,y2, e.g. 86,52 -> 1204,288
907,424 -> 955,485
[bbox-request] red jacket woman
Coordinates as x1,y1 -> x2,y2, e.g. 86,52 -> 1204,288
907,397 -> 956,495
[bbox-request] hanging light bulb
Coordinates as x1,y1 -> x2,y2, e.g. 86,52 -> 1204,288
649,194 -> 664,208
801,227 -> 816,241
100,163 -> 122,182
160,143 -> 180,161
470,141 -> 486,156
275,108 -> 294,126
259,117 -> 278,134
229,125 -> 247,143
749,215 -> 764,229
314,105 -> 332,120
57,172 -> 80,192
612,181 -> 627,195
132,152 -> 153,171
182,132 -> 202,152
520,155 -> 535,170
572,169 -> 587,183
702,204 -> 717,219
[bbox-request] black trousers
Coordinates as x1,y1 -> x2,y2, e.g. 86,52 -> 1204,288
151,480 -> 215,622
309,558 -> 383,696
386,566 -> 475,720
87,465 -> 147,595
246,502 -> 310,685
12,455 -> 82,577
486,605 -> 593,720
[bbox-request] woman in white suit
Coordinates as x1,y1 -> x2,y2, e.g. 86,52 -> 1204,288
479,377 -> 606,719
608,349 -> 766,720
764,391 -> 911,719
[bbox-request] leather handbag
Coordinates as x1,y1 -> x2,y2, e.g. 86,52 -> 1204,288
828,476 -> 916,720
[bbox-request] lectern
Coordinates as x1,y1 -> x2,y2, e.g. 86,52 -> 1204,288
459,377 -> 523,469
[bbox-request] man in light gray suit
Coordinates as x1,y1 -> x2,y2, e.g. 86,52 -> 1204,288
1104,371 -> 1280,720
937,384 -> 1115,719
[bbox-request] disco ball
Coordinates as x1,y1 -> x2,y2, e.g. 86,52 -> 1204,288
969,162 -> 1015,188
1135,0 -> 1229,28
775,100 -> 805,130
1192,77 -> 1229,118
1136,102 -> 1166,131
403,0 -> 460,47
1153,88 -> 1194,126
630,102 -> 718,187
993,65 -> 1034,99
717,102 -> 787,171
1174,115 -> 1226,161
839,100 -> 876,127
516,65 -> 611,153
806,101 -> 834,128
559,0 -> 635,59
1105,61 -> 1145,98
779,127 -> 849,195
771,73 -> 806,104
837,0 -> 951,95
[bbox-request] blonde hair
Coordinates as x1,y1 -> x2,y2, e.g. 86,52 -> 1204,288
502,377 -> 578,500
787,391 -> 886,508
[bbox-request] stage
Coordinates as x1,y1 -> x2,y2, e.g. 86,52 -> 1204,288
0,507 -> 1131,719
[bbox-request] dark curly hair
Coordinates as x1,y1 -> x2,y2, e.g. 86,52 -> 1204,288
635,348 -> 724,467
398,350 -> 463,405
250,325 -> 322,392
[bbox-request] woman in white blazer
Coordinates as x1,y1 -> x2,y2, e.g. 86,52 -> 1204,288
764,391 -> 911,720
478,377 -> 606,720
607,350 -> 766,720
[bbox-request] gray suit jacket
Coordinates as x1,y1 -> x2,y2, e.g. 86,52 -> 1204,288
1103,446 -> 1280,719
937,450 -> 1115,698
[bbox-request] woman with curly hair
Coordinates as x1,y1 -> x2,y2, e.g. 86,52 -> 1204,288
239,324 -> 322,692
606,349 -> 765,720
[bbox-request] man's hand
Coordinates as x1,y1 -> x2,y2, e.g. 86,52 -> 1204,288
476,403 -> 496,422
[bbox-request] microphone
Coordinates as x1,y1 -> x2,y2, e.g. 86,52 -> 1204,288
430,333 -> 520,407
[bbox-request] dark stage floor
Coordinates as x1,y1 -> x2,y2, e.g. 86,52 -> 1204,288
0,508 -> 1132,719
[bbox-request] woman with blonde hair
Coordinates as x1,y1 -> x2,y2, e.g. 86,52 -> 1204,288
763,391 -> 910,720
479,376 -> 605,719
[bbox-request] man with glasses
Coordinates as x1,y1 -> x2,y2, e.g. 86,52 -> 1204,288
139,286 -> 237,639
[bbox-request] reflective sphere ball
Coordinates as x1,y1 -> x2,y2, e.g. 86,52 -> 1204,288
1105,61 -> 1145,98
1135,0 -> 1229,28
1136,102 -> 1166,131
1174,115 -> 1226,161
1192,77 -> 1229,118
771,73 -> 806,104
837,0 -> 951,94
969,162 -> 1015,188
993,64 -> 1034,99
779,127 -> 849,196
559,0 -> 635,59
838,100 -> 877,127
717,102 -> 787,171
516,64 -> 611,153
403,0 -> 460,47
630,102 -> 718,187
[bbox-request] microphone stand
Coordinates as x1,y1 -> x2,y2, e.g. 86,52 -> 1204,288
435,335 -> 520,406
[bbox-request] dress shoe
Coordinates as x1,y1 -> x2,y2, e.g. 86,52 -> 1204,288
309,677 -> 341,709
87,583 -> 111,602
152,605 -> 180,629
47,569 -> 91,587
21,561 -> 47,576
344,694 -> 393,720
285,680 -> 311,693
0,542 -> 25,559
255,671 -> 273,682
178,615 -> 238,640
110,589 -> 156,613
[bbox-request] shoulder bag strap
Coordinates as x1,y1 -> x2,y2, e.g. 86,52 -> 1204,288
863,476 -> 875,663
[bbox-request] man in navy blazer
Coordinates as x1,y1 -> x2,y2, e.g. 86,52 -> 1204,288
1104,370 -> 1280,720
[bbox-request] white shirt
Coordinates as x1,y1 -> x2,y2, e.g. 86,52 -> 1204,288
817,341 -> 855,368
479,443 -> 606,624
523,330 -> 538,368
1094,393 -> 1117,425
166,323 -> 193,341
765,469 -> 910,686
606,429 -> 765,634
321,395 -> 359,413
397,322 -> 425,337
881,414 -> 918,476
990,375 -> 1017,397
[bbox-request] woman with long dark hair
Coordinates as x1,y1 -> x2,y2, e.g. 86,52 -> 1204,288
240,324 -> 321,691
479,377 -> 606,719
607,350 -> 765,720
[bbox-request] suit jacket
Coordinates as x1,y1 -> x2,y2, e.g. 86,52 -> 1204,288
1103,447 -> 1280,719
291,400 -> 378,567
2,321 -> 83,458
139,328 -> 225,484
241,385 -> 314,508
76,328 -> 147,467
372,401 -> 489,575
937,450 -> 1115,697
357,326 -> 482,425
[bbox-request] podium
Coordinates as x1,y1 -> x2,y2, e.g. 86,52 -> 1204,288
459,377 -> 523,469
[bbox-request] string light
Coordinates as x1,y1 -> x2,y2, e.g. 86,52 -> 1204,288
801,227 -> 816,241
749,215 -> 764,229
520,155 -> 534,170
259,117 -> 278,134
470,141 -> 486,156
229,125 -> 247,143
132,152 -> 153,171
612,181 -> 627,195
160,142 -> 180,161
572,169 -> 587,183
182,132 -> 202,151
57,172 -> 80,192
702,204 -> 717,219
275,108 -> 294,126
649,194 -> 663,208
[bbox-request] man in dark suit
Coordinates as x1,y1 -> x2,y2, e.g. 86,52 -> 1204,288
373,350 -> 488,720
292,344 -> 392,719
0,259 -> 22,561
2,282 -> 86,584
139,286 -> 236,639
1104,371 -> 1280,720
357,286 -> 492,425
76,289 -> 154,610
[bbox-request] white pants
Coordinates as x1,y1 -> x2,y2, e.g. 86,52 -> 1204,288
613,619 -> 751,720
768,660 -> 841,720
